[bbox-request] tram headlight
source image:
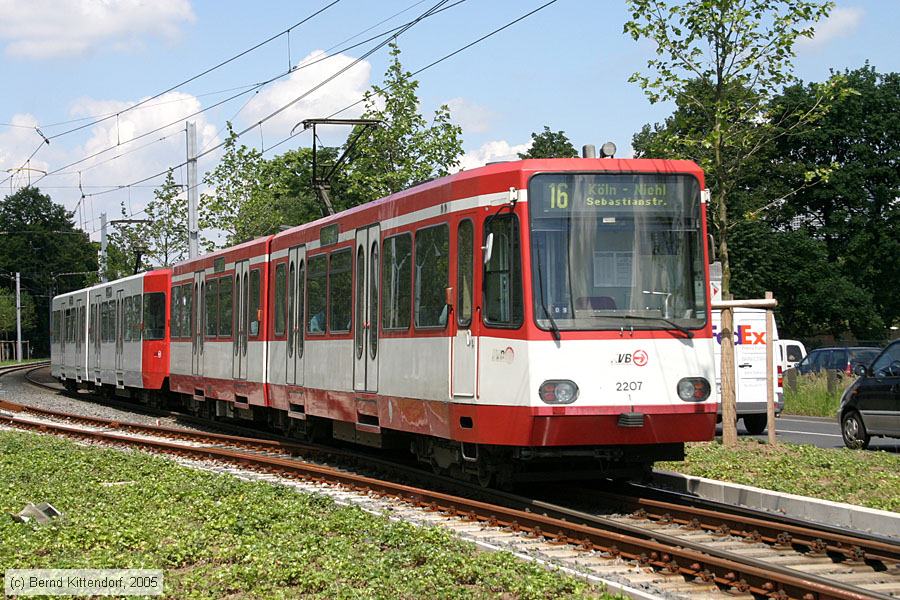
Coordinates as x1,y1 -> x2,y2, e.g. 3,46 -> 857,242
677,377 -> 711,401
539,380 -> 579,404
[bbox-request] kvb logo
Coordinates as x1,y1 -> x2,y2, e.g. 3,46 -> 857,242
612,349 -> 649,367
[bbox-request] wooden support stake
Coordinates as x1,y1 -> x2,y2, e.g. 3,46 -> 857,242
721,304 -> 737,447
765,291 -> 776,445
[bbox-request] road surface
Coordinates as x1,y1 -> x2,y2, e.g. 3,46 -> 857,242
719,415 -> 900,452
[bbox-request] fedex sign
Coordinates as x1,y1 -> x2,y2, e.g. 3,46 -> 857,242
712,324 -> 767,346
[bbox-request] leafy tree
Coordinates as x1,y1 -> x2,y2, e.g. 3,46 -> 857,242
727,221 -> 884,339
343,42 -> 463,205
624,0 -> 833,445
0,186 -> 97,353
143,170 -> 189,266
767,65 -> 900,332
200,122 -> 266,247
624,0 -> 832,300
518,126 -> 578,159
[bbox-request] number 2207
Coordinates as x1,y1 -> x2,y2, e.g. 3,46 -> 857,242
616,381 -> 642,391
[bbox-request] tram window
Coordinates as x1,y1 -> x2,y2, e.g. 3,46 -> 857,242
457,220 -> 474,327
124,296 -> 133,342
106,301 -> 113,342
219,277 -> 233,337
355,246 -> 365,358
382,233 -> 412,330
100,303 -> 108,342
415,224 -> 449,329
182,283 -> 193,338
143,292 -> 166,340
170,286 -> 180,337
287,261 -> 295,355
296,261 -> 304,356
131,295 -> 142,340
274,263 -> 286,336
483,215 -> 523,327
249,269 -> 260,336
329,249 -> 352,333
205,278 -> 219,337
306,254 -> 327,334
51,311 -> 57,343
370,242 -> 378,359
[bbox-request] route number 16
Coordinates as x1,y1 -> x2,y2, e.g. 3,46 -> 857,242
549,183 -> 569,209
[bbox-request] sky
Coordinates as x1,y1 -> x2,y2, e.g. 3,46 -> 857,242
0,0 -> 897,242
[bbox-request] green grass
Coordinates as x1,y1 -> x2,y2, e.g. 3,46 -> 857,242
660,439 -> 900,512
0,357 -> 45,367
0,431 -> 618,600
782,371 -> 854,417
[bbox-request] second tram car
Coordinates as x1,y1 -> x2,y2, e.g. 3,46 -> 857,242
52,157 -> 717,483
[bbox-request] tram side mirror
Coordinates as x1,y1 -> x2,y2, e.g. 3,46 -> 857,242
482,233 -> 494,265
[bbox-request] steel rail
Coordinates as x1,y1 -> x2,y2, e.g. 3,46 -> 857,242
578,485 -> 900,566
0,407 -> 886,600
9,364 -> 899,598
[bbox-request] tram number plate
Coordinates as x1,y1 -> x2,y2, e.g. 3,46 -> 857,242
616,381 -> 643,391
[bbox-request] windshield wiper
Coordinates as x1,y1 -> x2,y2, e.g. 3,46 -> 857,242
620,314 -> 694,338
535,242 -> 561,342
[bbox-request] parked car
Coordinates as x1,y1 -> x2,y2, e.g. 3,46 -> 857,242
777,339 -> 806,371
839,340 -> 900,449
796,346 -> 881,376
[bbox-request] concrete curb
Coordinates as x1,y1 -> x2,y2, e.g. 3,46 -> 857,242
652,470 -> 900,540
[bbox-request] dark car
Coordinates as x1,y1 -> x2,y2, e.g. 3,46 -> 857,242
839,340 -> 900,449
796,346 -> 881,376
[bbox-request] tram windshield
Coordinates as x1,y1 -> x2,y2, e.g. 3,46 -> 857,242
529,172 -> 707,332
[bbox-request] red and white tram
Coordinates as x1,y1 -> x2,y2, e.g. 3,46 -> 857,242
51,269 -> 170,392
52,158 -> 717,482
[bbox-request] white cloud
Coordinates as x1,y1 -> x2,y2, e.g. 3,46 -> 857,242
0,0 -> 195,59
446,97 -> 493,134
241,50 -> 372,144
798,6 -> 864,49
0,92 -> 220,238
456,139 -> 530,172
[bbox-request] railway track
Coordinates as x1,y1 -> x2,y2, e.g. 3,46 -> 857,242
3,362 -> 899,599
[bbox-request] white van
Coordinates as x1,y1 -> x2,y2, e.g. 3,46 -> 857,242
711,308 -> 783,435
777,339 -> 806,371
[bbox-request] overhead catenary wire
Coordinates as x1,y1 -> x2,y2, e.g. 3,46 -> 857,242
77,0 -> 455,216
81,0 -> 559,238
0,0 -> 344,189
80,0 -> 558,233
27,1 -> 463,189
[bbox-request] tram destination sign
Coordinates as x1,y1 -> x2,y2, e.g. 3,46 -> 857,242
531,173 -> 698,216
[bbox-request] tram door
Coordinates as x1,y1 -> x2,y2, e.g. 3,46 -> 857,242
353,225 -> 380,392
232,260 -> 250,380
115,289 -> 125,372
192,271 -> 205,376
286,246 -> 306,387
451,218 -> 477,398
75,298 -> 84,381
93,294 -> 102,375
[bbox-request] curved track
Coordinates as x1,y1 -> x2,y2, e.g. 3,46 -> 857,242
4,363 -> 899,599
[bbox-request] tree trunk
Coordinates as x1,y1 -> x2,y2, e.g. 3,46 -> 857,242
714,111 -> 738,448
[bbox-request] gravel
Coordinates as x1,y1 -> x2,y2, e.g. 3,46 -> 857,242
0,366 -> 203,431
